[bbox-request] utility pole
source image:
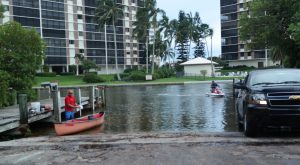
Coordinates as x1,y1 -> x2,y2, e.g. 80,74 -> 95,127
210,34 -> 214,77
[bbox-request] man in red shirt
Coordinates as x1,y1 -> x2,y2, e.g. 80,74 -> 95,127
65,90 -> 79,120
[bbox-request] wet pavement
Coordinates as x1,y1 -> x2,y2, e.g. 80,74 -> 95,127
1,132 -> 300,165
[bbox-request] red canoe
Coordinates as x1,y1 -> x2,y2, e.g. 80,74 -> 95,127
54,112 -> 105,136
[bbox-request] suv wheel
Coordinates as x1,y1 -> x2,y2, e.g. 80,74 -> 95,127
236,107 -> 243,130
243,111 -> 257,137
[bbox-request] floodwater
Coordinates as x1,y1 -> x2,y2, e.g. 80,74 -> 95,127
104,83 -> 237,133
30,82 -> 238,137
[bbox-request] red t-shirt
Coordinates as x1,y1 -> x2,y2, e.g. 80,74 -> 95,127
65,95 -> 76,112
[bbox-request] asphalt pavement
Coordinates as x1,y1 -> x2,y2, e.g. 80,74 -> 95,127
1,132 -> 300,165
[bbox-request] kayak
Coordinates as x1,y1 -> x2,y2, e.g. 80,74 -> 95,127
54,112 -> 105,136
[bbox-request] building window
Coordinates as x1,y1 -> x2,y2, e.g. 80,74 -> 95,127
79,31 -> 83,36
77,6 -> 82,11
77,15 -> 82,19
69,40 -> 74,44
79,49 -> 84,53
125,28 -> 130,32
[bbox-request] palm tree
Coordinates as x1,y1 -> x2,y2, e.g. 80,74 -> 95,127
144,0 -> 165,74
154,31 -> 168,63
159,16 -> 177,66
75,53 -> 84,76
201,26 -> 214,76
133,7 -> 150,73
95,0 -> 123,80
169,19 -> 178,64
186,12 -> 197,60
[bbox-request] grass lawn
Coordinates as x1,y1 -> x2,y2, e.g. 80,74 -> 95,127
34,75 -> 241,87
34,75 -> 85,86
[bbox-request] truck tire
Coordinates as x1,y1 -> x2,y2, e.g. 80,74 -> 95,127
243,111 -> 257,137
236,107 -> 243,131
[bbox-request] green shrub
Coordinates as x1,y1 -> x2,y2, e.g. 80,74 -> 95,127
36,72 -> 56,77
174,63 -> 184,72
154,67 -> 175,79
43,65 -> 50,73
87,72 -> 97,75
83,73 -> 105,83
69,65 -> 77,73
128,71 -> 146,81
59,72 -> 75,76
0,71 -> 10,108
114,73 -> 131,81
152,73 -> 160,80
7,90 -> 16,106
123,68 -> 138,73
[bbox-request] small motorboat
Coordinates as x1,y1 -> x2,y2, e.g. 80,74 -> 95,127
54,112 -> 105,136
206,87 -> 225,97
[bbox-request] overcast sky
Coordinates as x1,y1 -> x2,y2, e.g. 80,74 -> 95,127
156,0 -> 221,58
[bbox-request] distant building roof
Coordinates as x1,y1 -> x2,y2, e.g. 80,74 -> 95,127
180,57 -> 218,66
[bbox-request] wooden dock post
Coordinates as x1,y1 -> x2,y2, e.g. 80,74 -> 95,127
52,90 -> 61,122
18,94 -> 28,125
36,88 -> 41,101
233,79 -> 236,106
74,87 -> 82,116
101,87 -> 106,106
95,87 -> 100,101
89,86 -> 95,113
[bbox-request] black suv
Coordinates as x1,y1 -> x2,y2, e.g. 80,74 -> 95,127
234,69 -> 300,137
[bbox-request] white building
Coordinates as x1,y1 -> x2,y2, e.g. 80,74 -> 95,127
180,57 -> 218,77
0,0 -> 146,74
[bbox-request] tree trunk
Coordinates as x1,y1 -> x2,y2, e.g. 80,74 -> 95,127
113,20 -> 121,81
146,36 -> 149,74
173,42 -> 176,65
151,26 -> 156,74
104,24 -> 108,75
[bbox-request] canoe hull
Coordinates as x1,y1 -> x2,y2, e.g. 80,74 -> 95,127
54,112 -> 105,136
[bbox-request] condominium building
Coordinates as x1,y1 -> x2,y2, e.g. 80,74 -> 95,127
220,0 -> 278,68
0,0 -> 146,74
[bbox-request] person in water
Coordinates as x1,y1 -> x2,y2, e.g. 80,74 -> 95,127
211,81 -> 219,93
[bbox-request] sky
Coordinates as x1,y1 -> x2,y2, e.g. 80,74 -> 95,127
156,0 -> 221,58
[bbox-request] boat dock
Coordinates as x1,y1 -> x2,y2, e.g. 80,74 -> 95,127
0,85 -> 106,134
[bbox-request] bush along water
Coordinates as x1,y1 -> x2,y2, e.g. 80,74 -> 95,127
83,73 -> 106,83
116,66 -> 175,81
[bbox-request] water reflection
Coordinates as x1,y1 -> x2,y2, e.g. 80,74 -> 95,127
104,83 -> 238,133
